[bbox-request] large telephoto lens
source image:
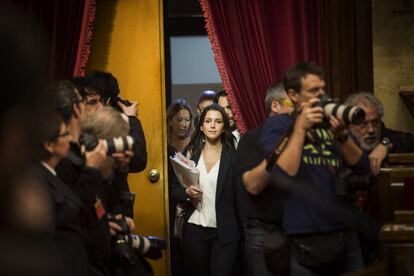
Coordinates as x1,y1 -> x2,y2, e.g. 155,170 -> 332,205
324,103 -> 366,126
104,135 -> 134,154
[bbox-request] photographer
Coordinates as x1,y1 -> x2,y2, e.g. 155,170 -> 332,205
32,109 -> 87,276
79,107 -> 160,276
261,62 -> 370,276
82,71 -> 147,218
53,85 -> 113,275
83,71 -> 147,171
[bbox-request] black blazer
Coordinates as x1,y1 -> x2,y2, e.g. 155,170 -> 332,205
171,148 -> 241,245
56,144 -> 112,276
35,162 -> 87,276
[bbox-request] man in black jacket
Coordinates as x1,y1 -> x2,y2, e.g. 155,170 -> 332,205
237,83 -> 293,276
33,109 -> 87,276
47,80 -> 112,275
346,92 -> 414,175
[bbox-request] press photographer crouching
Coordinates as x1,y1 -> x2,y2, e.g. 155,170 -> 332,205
56,106 -> 156,276
109,192 -> 166,269
261,62 -> 371,276
82,107 -> 165,276
81,71 -> 148,220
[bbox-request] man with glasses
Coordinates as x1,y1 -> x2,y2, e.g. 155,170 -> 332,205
33,109 -> 87,276
237,82 -> 293,276
346,92 -> 414,175
45,80 -> 109,276
81,71 -> 147,221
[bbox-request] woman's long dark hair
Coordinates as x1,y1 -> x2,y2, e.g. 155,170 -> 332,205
166,99 -> 194,145
186,103 -> 235,158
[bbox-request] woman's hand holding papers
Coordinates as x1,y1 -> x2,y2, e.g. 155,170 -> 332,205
183,176 -> 203,202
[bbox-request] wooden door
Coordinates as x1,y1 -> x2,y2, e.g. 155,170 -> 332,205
87,0 -> 169,275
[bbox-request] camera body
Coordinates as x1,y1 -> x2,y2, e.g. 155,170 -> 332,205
334,168 -> 373,199
109,192 -> 166,267
110,97 -> 132,112
79,133 -> 134,155
110,216 -> 167,267
314,95 -> 365,126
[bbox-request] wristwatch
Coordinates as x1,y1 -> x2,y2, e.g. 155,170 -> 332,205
381,137 -> 393,151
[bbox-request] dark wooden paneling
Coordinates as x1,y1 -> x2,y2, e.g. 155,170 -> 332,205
164,0 -> 206,106
322,0 -> 373,101
168,0 -> 203,17
168,17 -> 206,36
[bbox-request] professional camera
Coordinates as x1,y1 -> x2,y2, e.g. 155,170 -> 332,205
314,95 -> 365,126
110,96 -> 133,112
79,133 -> 134,155
334,168 -> 373,199
110,216 -> 167,267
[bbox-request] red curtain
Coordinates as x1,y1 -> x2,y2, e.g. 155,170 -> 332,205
199,0 -> 323,132
2,0 -> 96,81
73,0 -> 96,77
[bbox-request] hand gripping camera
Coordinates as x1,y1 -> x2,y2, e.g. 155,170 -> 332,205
314,95 -> 366,126
79,133 -> 134,154
109,217 -> 167,267
109,192 -> 167,267
110,97 -> 133,113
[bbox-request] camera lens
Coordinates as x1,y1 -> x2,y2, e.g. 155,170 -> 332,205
105,135 -> 134,155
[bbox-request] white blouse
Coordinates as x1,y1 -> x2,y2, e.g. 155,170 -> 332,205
188,152 -> 220,228
232,129 -> 240,148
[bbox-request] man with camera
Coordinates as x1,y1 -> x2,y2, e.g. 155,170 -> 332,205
81,71 -> 147,219
261,62 -> 370,276
80,107 -> 164,276
51,81 -> 117,276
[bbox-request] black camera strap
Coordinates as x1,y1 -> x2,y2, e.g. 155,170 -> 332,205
265,120 -> 295,172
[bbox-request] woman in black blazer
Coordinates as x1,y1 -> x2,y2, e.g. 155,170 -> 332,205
171,104 -> 240,276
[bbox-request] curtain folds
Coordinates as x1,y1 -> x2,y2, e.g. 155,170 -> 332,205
199,0 -> 323,132
73,0 -> 97,77
3,0 -> 96,81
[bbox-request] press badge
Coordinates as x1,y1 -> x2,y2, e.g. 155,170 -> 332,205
94,196 -> 106,219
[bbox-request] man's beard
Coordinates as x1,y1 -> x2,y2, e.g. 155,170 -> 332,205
350,129 -> 380,152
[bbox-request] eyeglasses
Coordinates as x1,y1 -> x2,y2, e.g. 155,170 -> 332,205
57,130 -> 70,138
85,98 -> 105,106
279,99 -> 294,107
357,119 -> 381,129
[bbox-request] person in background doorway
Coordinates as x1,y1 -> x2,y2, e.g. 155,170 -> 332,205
194,90 -> 216,126
215,90 -> 240,147
166,98 -> 194,276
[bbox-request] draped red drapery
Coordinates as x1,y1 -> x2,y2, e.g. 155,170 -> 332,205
199,0 -> 323,133
2,0 -> 96,80
73,0 -> 96,77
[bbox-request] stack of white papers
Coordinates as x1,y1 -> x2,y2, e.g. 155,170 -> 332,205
169,152 -> 201,210
169,151 -> 200,188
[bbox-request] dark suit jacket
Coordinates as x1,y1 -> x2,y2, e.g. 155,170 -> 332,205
381,123 -> 414,153
35,161 -> 87,276
171,148 -> 241,245
56,144 -> 112,276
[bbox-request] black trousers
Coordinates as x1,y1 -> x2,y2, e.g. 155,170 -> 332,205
181,223 -> 239,276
